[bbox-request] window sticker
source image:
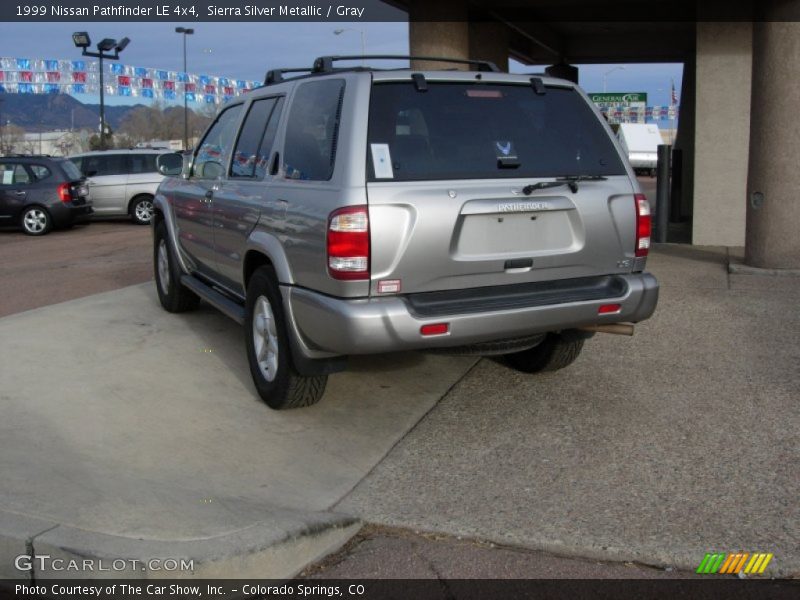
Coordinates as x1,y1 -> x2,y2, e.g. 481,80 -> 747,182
371,143 -> 394,179
2,170 -> 13,185
495,140 -> 518,160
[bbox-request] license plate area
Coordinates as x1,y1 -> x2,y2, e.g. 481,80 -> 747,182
453,210 -> 576,258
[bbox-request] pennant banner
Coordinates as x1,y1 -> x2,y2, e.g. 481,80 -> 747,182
0,56 -> 261,104
593,102 -> 679,122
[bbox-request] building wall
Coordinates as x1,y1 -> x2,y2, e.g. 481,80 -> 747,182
693,22 -> 753,246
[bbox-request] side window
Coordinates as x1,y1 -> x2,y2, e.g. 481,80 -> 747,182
29,165 -> 52,181
194,105 -> 243,180
83,155 -> 126,177
231,98 -> 278,179
283,79 -> 345,181
231,97 -> 285,179
0,163 -> 30,185
254,98 -> 284,179
130,154 -> 158,174
69,157 -> 83,174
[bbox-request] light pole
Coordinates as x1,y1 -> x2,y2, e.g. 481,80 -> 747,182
72,32 -> 130,151
175,27 -> 194,151
333,28 -> 366,64
602,66 -> 625,93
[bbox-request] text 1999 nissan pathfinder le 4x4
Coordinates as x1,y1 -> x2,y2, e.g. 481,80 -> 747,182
152,56 -> 659,410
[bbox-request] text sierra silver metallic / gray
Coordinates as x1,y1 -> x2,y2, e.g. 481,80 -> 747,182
150,55 -> 659,410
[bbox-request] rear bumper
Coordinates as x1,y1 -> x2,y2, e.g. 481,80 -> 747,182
285,273 -> 659,356
50,201 -> 93,226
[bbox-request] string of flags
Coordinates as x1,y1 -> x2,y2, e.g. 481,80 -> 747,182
0,57 -> 261,104
600,106 -> 679,122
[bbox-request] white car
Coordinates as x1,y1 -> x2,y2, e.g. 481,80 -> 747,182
68,149 -> 168,224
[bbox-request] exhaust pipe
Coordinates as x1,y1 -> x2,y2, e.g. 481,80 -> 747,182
579,323 -> 635,336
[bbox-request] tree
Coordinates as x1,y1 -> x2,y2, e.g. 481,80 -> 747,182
0,124 -> 26,155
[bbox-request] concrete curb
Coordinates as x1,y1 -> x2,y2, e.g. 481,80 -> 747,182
728,262 -> 800,277
0,508 -> 360,580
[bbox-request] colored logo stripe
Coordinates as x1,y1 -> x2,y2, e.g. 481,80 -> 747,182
697,553 -> 773,574
696,553 -> 726,574
745,553 -> 773,574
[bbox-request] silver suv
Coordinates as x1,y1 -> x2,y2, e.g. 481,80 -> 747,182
152,56 -> 659,410
69,149 -> 167,224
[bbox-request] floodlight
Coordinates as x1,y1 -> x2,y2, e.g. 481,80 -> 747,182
97,38 -> 117,52
72,32 -> 91,48
115,37 -> 130,52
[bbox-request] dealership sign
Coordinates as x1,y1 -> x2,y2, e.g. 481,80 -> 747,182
589,92 -> 648,124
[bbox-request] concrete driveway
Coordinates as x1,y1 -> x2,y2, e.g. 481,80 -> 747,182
0,284 -> 475,578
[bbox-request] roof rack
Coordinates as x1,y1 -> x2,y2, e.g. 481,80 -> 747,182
264,67 -> 314,85
312,55 -> 500,73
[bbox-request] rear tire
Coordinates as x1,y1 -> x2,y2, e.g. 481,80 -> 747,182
502,331 -> 586,374
245,266 -> 327,409
154,221 -> 200,313
131,195 -> 155,225
20,206 -> 52,236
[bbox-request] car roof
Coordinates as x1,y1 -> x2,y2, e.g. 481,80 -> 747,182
70,149 -> 167,157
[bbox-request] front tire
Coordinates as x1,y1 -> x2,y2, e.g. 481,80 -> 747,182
153,221 -> 200,312
502,331 -> 586,374
245,266 -> 327,409
20,206 -> 52,236
131,195 -> 155,225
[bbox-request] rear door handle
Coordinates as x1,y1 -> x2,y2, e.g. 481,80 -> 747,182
13,190 -> 26,196
204,190 -> 214,202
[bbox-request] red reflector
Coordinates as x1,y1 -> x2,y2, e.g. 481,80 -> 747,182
598,303 -> 622,314
57,183 -> 71,203
420,323 -> 449,336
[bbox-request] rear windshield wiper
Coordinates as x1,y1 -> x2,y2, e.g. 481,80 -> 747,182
523,175 -> 608,195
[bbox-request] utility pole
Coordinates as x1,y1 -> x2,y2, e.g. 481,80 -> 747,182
175,27 -> 194,151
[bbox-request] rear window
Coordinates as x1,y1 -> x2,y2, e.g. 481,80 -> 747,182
60,160 -> 83,181
367,83 -> 625,182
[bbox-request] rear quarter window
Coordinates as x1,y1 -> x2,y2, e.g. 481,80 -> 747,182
29,165 -> 52,181
283,79 -> 345,181
367,83 -> 625,181
60,160 -> 83,181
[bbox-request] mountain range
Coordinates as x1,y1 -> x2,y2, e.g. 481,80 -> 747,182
0,94 -> 184,132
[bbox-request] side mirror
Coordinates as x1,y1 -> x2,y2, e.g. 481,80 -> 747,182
157,153 -> 184,176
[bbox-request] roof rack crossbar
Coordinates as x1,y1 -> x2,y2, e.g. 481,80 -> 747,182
312,55 -> 500,73
264,67 -> 314,85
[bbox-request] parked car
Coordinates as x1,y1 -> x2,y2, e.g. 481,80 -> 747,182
0,155 -> 92,235
68,149 -> 167,224
152,56 -> 659,410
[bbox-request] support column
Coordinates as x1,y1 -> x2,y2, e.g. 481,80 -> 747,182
692,22 -> 752,247
469,22 -> 509,72
408,0 -> 469,70
745,9 -> 800,268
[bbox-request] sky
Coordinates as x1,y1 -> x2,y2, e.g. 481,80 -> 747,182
0,21 -> 683,109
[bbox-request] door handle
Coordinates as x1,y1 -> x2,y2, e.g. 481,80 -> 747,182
204,190 -> 214,203
13,190 -> 26,196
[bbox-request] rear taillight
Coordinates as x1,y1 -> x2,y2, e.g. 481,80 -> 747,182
327,205 -> 370,280
57,183 -> 71,203
634,194 -> 651,257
